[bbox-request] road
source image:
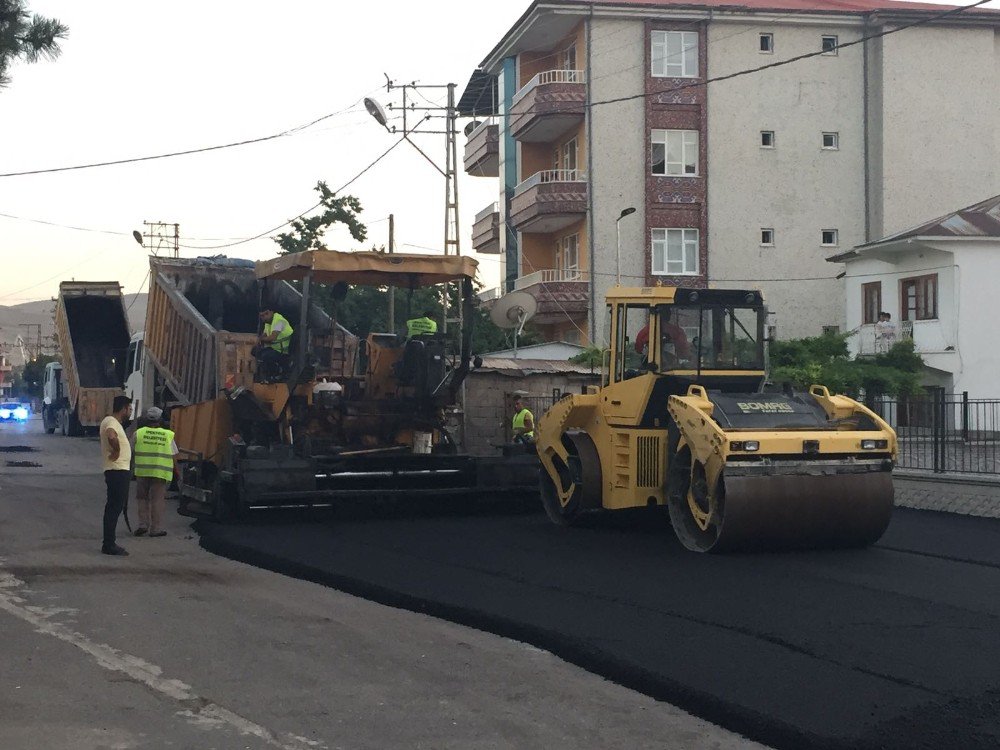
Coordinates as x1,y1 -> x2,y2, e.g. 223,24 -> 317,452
0,415 -> 762,750
195,463 -> 1000,750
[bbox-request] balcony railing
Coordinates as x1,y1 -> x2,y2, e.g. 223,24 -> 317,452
478,286 -> 503,303
512,70 -> 586,105
856,321 -> 914,355
514,269 -> 590,290
514,169 -> 587,197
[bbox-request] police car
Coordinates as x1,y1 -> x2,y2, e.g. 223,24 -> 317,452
0,401 -> 30,422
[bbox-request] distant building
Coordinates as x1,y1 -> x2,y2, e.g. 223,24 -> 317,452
0,353 -> 12,398
460,0 -> 1000,344
482,341 -> 587,360
829,194 -> 1000,397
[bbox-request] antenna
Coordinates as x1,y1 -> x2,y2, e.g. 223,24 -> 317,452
490,291 -> 537,359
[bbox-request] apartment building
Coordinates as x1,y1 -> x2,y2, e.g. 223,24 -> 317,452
459,0 -> 1000,344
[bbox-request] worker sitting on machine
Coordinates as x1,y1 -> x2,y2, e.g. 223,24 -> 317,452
512,396 -> 535,444
254,307 -> 294,382
634,309 -> 691,368
406,309 -> 438,339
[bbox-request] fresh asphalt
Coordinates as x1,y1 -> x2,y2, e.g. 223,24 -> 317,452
196,486 -> 1000,750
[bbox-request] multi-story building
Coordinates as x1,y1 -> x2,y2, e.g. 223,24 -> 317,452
0,352 -> 13,399
459,0 -> 1000,344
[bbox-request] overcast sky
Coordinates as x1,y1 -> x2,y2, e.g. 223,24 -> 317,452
0,0 -> 993,307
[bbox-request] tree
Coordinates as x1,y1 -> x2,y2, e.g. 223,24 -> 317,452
273,181 -> 366,253
0,1 -> 68,88
769,333 -> 923,398
12,354 -> 55,397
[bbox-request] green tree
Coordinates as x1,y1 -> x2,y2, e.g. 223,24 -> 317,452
12,354 -> 56,397
0,1 -> 68,88
273,181 -> 366,253
770,333 -> 923,398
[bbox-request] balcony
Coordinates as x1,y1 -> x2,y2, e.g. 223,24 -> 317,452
464,121 -> 499,177
510,70 -> 586,142
510,170 -> 588,233
514,269 -> 590,326
856,320 -> 960,372
472,203 -> 501,254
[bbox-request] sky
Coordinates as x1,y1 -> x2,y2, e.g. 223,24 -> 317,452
0,0 -> 995,308
0,0 -> 527,306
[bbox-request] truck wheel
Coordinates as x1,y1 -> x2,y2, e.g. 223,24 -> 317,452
43,409 -> 55,434
59,409 -> 68,436
66,410 -> 83,437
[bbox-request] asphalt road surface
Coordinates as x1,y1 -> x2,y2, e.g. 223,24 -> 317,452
196,477 -> 1000,750
0,416 -> 763,750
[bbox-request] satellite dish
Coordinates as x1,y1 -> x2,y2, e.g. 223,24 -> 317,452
364,97 -> 389,128
491,291 -> 536,359
463,120 -> 483,137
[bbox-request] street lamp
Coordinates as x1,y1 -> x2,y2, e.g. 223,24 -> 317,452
616,207 -> 637,285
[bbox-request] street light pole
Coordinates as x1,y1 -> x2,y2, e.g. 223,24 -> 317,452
616,207 -> 637,285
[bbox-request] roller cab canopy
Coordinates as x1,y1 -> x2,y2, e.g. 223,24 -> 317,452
255,249 -> 478,288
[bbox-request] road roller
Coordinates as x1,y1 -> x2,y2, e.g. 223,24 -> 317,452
535,286 -> 897,552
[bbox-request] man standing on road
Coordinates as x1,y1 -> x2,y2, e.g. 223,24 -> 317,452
512,396 -> 535,444
131,407 -> 178,538
100,396 -> 132,556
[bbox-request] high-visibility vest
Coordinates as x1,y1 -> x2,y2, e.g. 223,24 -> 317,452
134,427 -> 175,482
513,408 -> 534,439
406,317 -> 437,337
265,312 -> 294,353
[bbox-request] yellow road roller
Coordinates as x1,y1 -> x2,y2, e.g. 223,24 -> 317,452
535,286 -> 897,552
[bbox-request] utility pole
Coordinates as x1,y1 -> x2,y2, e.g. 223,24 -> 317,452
138,221 -> 180,258
19,323 -> 42,360
388,214 -> 395,333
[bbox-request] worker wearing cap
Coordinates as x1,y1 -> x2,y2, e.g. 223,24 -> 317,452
406,309 -> 438,338
512,396 -> 535,444
131,407 -> 179,538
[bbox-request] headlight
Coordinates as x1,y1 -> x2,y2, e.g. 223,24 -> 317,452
0,410 -> 9,419
14,408 -> 28,420
730,440 -> 760,452
861,439 -> 888,450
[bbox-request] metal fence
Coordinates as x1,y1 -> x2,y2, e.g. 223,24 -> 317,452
872,391 -> 1000,474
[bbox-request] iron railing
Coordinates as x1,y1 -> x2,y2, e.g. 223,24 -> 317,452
872,391 -> 1000,474
512,70 -> 586,105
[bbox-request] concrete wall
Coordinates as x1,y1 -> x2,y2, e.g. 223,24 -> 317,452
589,18 -> 648,345
707,20 -> 866,338
873,26 -> 1000,238
945,240 -> 1000,398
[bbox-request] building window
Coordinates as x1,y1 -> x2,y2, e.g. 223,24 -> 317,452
553,137 -> 578,173
760,228 -> 774,246
651,228 -> 699,275
651,30 -> 698,78
759,33 -> 774,53
560,44 -> 577,72
651,129 -> 698,176
760,130 -> 775,148
821,229 -> 838,246
901,274 -> 938,321
862,282 -> 882,324
556,234 -> 580,278
822,132 -> 839,150
821,35 -> 838,55
822,325 -> 841,336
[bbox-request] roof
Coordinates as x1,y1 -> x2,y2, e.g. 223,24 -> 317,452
862,193 -> 1000,246
457,69 -> 498,117
255,250 -> 478,287
475,356 -> 599,377
479,0 -> 1000,70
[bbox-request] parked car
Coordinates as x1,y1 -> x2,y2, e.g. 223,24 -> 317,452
0,401 -> 29,422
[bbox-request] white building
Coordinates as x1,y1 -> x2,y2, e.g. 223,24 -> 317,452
459,0 -> 1000,344
830,194 -> 1000,397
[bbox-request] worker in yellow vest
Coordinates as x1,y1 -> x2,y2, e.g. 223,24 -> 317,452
255,307 -> 295,381
512,396 -> 535,444
131,407 -> 179,538
406,309 -> 438,338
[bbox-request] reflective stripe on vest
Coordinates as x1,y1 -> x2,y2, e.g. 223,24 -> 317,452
134,427 -> 174,482
406,317 -> 437,337
265,312 -> 294,353
513,408 -> 534,438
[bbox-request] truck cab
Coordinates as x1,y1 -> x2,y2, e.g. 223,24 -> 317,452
124,331 -> 150,418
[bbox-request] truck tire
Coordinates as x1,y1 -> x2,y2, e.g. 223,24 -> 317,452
66,409 -> 83,438
43,408 -> 56,434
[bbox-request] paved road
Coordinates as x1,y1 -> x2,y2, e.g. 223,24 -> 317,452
0,416 -> 761,750
196,476 -> 1000,750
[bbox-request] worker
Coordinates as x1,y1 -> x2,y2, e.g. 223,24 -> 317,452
512,396 -> 535,444
406,309 -> 438,338
131,407 -> 179,538
255,307 -> 294,380
635,309 -> 690,364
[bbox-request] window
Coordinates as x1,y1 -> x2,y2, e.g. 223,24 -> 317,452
821,35 -> 838,54
560,44 -> 577,71
556,234 -> 580,278
821,229 -> 838,246
901,275 -> 938,321
760,130 -> 775,148
651,30 -> 698,78
822,132 -> 839,150
651,228 -> 699,275
822,325 -> 841,336
760,228 -> 774,246
862,281 -> 882,324
759,33 -> 773,53
651,130 -> 698,176
553,138 -> 578,175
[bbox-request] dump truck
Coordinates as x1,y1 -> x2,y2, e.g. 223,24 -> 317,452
125,255 -> 358,416
535,286 -> 897,552
167,249 -> 536,519
42,282 -> 130,436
